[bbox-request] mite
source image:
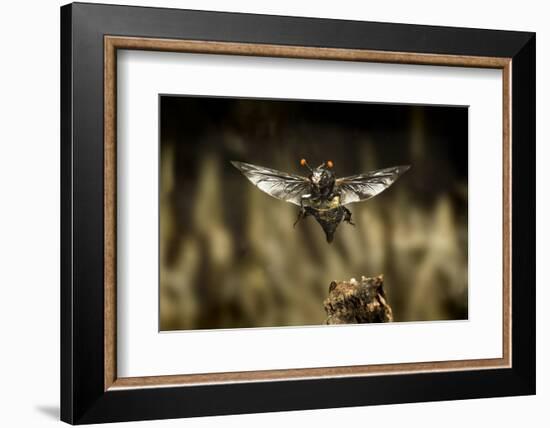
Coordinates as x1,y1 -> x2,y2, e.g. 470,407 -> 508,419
231,159 -> 410,243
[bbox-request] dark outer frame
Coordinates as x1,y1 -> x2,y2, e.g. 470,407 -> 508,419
61,2 -> 535,424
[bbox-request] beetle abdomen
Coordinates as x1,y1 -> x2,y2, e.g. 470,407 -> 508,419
309,206 -> 345,243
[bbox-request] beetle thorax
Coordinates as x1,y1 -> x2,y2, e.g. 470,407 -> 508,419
310,168 -> 335,197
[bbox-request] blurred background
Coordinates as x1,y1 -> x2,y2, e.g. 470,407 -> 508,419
159,96 -> 468,331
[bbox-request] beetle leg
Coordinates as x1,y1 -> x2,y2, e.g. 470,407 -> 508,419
293,210 -> 304,227
294,196 -> 309,227
343,207 -> 355,226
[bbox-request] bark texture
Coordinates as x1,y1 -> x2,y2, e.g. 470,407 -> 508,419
324,275 -> 393,324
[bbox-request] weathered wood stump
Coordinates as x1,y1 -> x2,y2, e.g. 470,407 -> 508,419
324,275 -> 393,324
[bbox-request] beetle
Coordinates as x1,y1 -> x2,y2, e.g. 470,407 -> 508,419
231,159 -> 410,243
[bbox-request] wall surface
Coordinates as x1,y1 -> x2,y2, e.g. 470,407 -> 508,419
0,0 -> 545,426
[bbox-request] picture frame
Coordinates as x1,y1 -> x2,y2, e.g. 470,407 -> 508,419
60,2 -> 535,424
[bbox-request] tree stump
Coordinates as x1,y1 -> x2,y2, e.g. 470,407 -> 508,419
324,275 -> 393,324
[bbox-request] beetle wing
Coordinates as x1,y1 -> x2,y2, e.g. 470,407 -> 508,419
231,161 -> 310,206
336,165 -> 410,205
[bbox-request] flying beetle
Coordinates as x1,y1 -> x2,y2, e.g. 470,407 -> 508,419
231,159 -> 410,243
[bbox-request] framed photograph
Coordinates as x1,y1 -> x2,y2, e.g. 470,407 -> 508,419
60,2 -> 535,424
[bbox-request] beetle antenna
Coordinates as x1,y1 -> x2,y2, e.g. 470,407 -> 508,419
300,158 -> 313,172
